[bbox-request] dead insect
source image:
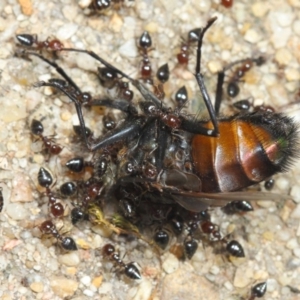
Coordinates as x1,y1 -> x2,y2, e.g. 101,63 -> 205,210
16,16 -> 298,269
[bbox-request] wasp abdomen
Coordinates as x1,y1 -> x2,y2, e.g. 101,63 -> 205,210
192,112 -> 298,193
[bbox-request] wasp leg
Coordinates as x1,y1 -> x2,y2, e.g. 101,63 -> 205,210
194,17 -> 219,137
214,56 -> 265,116
16,50 -> 81,91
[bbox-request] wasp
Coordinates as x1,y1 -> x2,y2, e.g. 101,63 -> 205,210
16,17 -> 299,262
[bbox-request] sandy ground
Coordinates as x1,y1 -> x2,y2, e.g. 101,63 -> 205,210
0,0 -> 300,299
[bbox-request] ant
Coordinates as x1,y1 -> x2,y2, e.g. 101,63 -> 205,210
177,27 -> 201,65
232,99 -> 275,113
39,219 -> 77,251
70,177 -> 105,225
37,167 -> 65,218
16,34 -> 64,51
97,67 -> 134,101
221,0 -> 233,9
224,57 -> 265,98
31,119 -> 63,160
138,31 -> 155,84
248,282 -> 267,300
102,243 -> 141,280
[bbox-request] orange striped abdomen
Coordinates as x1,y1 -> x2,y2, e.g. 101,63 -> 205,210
192,118 -> 283,193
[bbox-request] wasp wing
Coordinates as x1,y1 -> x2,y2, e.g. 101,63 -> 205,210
170,190 -> 287,212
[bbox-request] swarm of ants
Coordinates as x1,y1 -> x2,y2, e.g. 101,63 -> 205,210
15,17 -> 299,299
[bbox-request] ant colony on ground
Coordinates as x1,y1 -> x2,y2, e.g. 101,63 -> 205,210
11,14 -> 299,300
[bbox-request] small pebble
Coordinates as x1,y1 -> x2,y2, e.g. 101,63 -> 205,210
162,253 -> 179,274
291,204 -> 300,219
133,280 -> 152,300
244,28 -> 262,43
58,252 -> 80,267
30,282 -> 44,293
50,276 -> 79,298
80,275 -> 91,286
56,23 -> 78,40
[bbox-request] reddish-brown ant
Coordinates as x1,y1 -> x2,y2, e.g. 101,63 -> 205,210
102,243 -> 141,280
16,34 -> 64,51
39,219 -> 77,251
97,67 -> 134,101
37,167 -> 65,218
221,0 -> 233,9
138,31 -> 153,83
225,57 -> 265,98
177,28 -> 201,65
31,119 -> 63,160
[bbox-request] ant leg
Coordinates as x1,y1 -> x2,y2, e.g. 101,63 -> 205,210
194,17 -> 219,137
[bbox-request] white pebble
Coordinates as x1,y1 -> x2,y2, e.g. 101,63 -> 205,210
274,5 -> 294,27
275,48 -> 292,65
197,0 -> 211,12
293,248 -> 300,258
83,289 -> 94,297
244,28 -> 262,44
285,68 -> 300,81
56,23 -> 78,40
224,281 -> 234,291
62,5 -> 78,21
118,39 -> 138,58
251,2 -> 270,18
290,185 -> 300,203
0,255 -> 8,271
286,238 -> 299,250
58,252 -> 80,266
98,282 -> 113,294
291,204 -> 300,219
133,280 -> 152,300
293,19 -> 300,36
266,278 -> 279,292
210,265 -> 220,275
80,275 -> 91,286
6,203 -> 29,220
162,254 -> 179,274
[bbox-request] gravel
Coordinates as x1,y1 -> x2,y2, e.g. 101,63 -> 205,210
0,0 -> 300,299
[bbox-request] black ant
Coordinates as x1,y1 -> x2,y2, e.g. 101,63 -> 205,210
39,219 -> 77,251
248,282 -> 267,300
102,243 -> 141,280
